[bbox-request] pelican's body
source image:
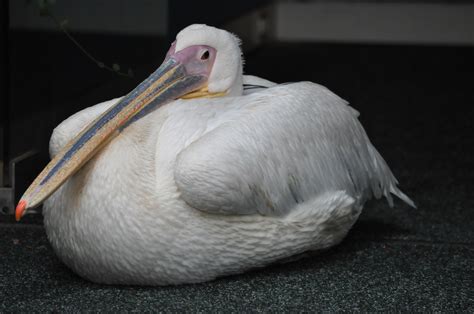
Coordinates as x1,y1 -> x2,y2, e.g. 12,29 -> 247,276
20,25 -> 414,285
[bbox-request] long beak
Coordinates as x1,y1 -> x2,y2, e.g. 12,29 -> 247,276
16,58 -> 207,221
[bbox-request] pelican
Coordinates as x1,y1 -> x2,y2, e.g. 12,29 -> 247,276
16,24 -> 414,285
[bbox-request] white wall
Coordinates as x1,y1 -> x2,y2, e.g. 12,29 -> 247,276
275,2 -> 474,45
9,1 -> 474,45
9,0 -> 168,35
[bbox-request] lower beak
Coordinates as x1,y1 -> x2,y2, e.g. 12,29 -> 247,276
16,58 -> 207,221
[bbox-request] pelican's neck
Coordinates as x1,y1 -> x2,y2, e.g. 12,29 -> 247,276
226,65 -> 244,97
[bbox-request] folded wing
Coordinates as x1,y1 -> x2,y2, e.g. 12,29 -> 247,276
174,82 -> 414,216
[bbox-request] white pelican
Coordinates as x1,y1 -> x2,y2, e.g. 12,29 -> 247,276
16,24 -> 414,285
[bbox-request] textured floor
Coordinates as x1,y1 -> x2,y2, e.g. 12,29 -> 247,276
1,37 -> 473,311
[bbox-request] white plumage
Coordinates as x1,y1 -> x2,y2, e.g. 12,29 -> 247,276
42,25 -> 413,285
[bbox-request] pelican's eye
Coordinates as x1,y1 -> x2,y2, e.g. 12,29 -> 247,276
200,50 -> 210,61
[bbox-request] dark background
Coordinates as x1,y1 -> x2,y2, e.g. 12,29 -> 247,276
1,0 -> 473,311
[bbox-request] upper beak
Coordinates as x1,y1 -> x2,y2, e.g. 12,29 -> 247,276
15,57 -> 208,221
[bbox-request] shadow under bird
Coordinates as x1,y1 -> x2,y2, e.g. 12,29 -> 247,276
16,24 -> 414,285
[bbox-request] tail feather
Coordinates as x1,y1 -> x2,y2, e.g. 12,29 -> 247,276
366,142 -> 415,208
390,185 -> 416,208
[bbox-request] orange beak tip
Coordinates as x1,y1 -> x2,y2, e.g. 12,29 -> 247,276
15,200 -> 27,222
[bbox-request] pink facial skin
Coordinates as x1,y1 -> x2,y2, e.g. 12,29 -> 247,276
165,43 -> 217,79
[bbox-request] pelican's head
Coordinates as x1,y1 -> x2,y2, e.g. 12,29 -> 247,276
170,24 -> 244,97
16,25 -> 244,219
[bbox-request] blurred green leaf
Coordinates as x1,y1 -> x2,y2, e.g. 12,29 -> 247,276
37,0 -> 47,15
112,64 -> 120,72
38,0 -> 56,16
60,19 -> 69,28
